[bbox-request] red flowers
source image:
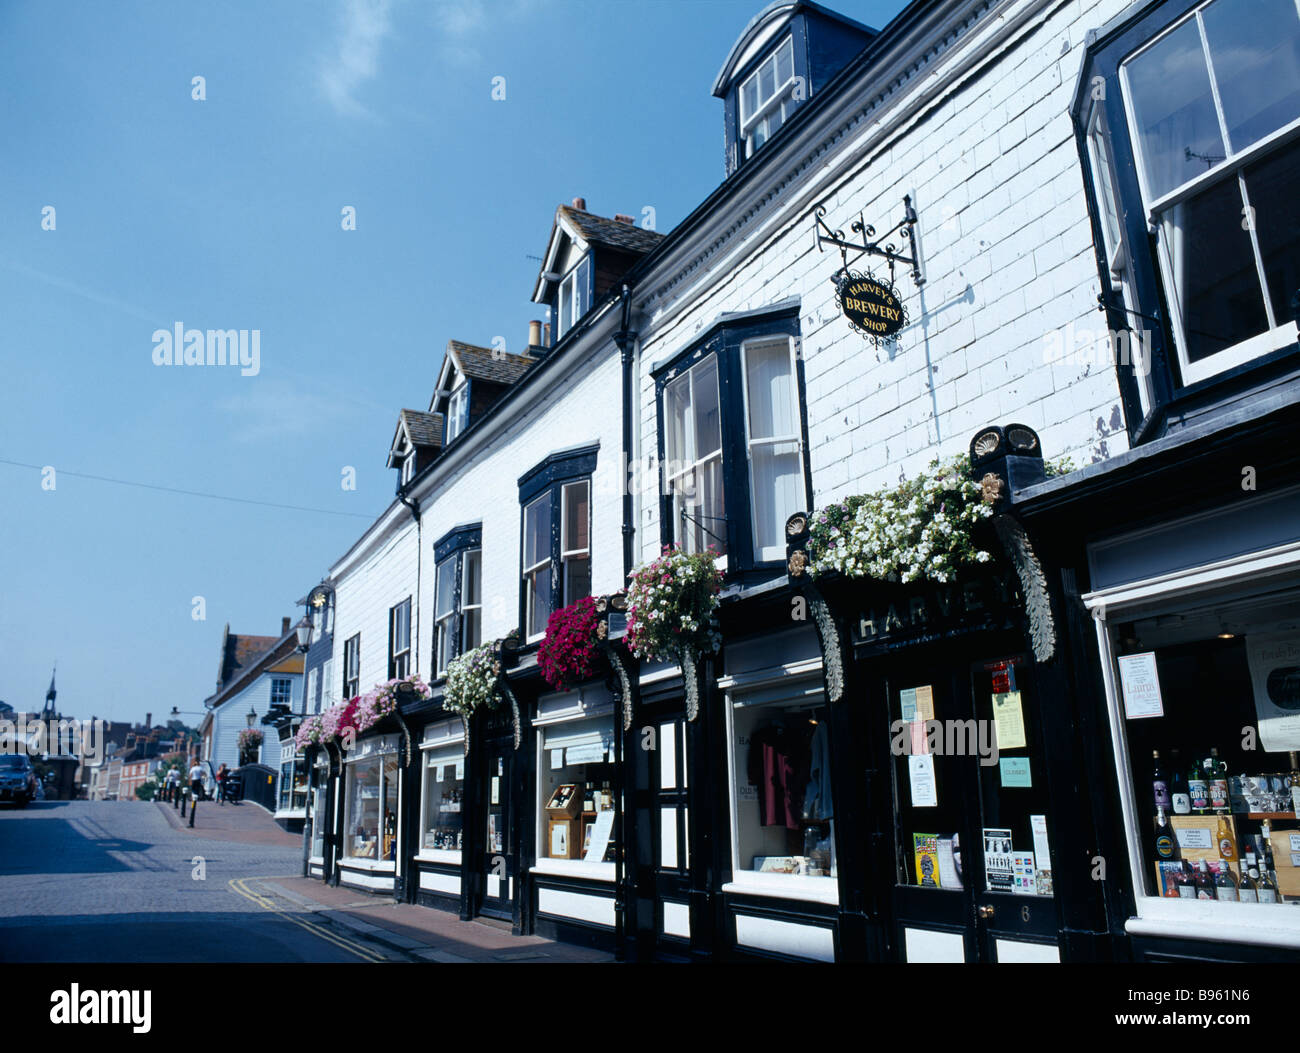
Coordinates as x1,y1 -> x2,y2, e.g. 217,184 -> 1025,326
538,597 -> 600,692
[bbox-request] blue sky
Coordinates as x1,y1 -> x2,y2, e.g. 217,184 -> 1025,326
0,0 -> 905,724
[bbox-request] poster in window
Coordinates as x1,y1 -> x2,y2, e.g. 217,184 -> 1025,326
1117,651 -> 1164,719
983,827 -> 1014,892
913,833 -> 940,887
1247,632 -> 1300,751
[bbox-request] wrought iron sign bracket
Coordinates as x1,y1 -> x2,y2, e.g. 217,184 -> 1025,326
815,195 -> 924,288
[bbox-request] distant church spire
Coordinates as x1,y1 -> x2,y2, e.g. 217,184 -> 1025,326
42,665 -> 57,721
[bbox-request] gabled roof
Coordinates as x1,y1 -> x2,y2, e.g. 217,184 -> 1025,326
532,204 -> 664,302
205,626 -> 299,710
441,340 -> 538,388
216,625 -> 279,691
387,408 -> 444,468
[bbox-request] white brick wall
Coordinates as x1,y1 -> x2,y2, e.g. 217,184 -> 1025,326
633,0 -> 1135,558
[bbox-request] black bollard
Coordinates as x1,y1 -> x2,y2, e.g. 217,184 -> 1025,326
189,794 -> 196,828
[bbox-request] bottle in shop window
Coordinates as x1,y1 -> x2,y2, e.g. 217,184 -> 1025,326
1195,859 -> 1216,899
1213,860 -> 1238,901
1153,750 -> 1170,811
1176,862 -> 1198,899
1209,749 -> 1229,814
1155,806 -> 1176,860
1258,823 -> 1284,902
1289,752 -> 1300,816
1254,862 -> 1279,904
1189,760 -> 1210,814
1215,815 -> 1236,862
1238,855 -> 1258,903
1170,758 -> 1191,815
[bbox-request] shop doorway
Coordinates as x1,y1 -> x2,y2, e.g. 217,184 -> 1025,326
877,644 -> 1061,962
478,737 -> 515,921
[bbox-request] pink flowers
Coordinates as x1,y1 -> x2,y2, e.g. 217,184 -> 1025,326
625,547 -> 723,661
538,597 -> 599,692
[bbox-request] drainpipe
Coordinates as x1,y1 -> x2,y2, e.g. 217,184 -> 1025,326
613,284 -> 637,580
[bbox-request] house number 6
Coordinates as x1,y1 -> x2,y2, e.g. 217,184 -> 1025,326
1021,905 -> 1031,923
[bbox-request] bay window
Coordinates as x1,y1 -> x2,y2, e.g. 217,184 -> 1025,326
519,446 -> 597,641
1080,0 -> 1299,403
433,524 -> 482,677
656,308 -> 809,570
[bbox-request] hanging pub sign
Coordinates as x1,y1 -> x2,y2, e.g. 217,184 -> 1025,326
835,270 -> 907,344
814,197 -> 923,347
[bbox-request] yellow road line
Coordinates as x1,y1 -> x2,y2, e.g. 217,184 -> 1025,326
228,877 -> 387,962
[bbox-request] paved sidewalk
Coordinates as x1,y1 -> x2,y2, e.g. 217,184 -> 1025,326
155,799 -> 301,847
253,875 -> 614,963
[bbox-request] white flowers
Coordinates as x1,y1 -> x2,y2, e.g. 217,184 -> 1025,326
806,454 -> 995,585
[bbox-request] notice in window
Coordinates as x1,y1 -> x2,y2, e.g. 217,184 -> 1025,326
1117,651 -> 1164,719
1247,632 -> 1300,751
908,753 -> 938,807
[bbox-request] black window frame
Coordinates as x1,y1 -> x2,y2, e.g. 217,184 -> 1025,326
724,19 -> 811,174
518,443 -> 598,642
388,597 -> 412,680
432,523 -> 483,678
1072,0 -> 1300,445
652,302 -> 812,576
343,633 -> 361,700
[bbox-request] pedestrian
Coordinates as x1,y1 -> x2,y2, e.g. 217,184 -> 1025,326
215,763 -> 228,806
188,758 -> 205,828
166,766 -> 180,805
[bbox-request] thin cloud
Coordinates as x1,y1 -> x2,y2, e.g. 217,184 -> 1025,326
0,257 -> 157,323
319,0 -> 393,118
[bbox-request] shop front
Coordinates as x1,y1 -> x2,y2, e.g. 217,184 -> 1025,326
337,733 -> 401,893
1015,400 -> 1300,962
411,713 -> 465,910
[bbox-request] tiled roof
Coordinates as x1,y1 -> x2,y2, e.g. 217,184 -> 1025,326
559,205 -> 664,254
399,408 -> 444,448
220,633 -> 278,688
448,341 -> 537,385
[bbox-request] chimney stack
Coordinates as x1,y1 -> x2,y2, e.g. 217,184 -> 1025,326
614,214 -> 634,225
528,319 -> 542,347
543,322 -> 552,346
571,196 -> 586,211
145,712 -> 151,729
282,616 -> 291,636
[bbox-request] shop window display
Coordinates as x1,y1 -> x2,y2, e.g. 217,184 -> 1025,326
278,753 -> 308,812
731,696 -> 835,880
1111,586 -> 1300,907
421,745 -> 465,853
538,715 -> 617,864
345,752 -> 399,862
310,754 -> 329,859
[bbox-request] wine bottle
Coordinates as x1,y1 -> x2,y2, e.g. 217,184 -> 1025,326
1170,759 -> 1191,815
1238,856 -> 1258,903
1153,750 -> 1171,811
1176,862 -> 1197,899
1195,859 -> 1216,899
1213,860 -> 1238,901
1289,752 -> 1300,816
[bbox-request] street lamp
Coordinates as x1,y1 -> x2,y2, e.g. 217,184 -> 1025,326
246,706 -> 258,729
295,615 -> 313,654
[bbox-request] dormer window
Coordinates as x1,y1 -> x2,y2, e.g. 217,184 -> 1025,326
400,451 -> 415,486
554,255 -> 592,343
739,36 -> 796,159
445,384 -> 469,444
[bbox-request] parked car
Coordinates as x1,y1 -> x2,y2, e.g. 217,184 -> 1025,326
0,754 -> 38,808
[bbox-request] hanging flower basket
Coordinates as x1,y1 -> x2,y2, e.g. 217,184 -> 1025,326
805,454 -> 995,585
443,644 -> 502,718
294,715 -> 323,751
236,727 -> 264,765
538,597 -> 600,692
626,546 -> 723,720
